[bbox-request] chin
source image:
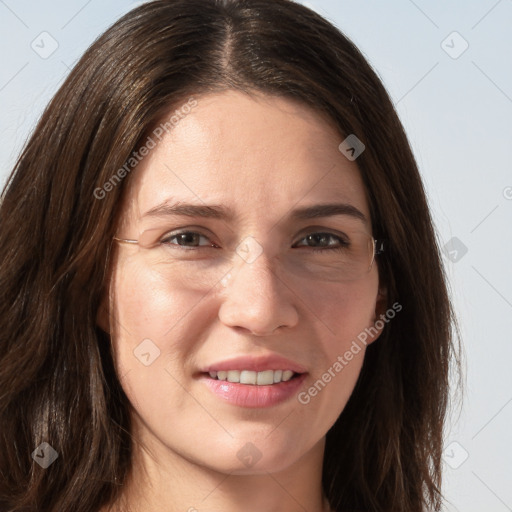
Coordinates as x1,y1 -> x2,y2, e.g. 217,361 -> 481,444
205,453 -> 298,476
197,437 -> 306,476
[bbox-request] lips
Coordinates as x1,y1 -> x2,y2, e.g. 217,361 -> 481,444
201,354 -> 307,374
199,353 -> 308,408
201,372 -> 307,408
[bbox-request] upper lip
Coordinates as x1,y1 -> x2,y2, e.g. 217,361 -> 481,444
202,354 -> 307,374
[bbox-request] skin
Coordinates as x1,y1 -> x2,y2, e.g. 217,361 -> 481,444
98,89 -> 386,512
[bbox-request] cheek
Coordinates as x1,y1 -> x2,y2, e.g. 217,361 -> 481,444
324,285 -> 376,349
109,261 -> 210,429
295,268 -> 379,346
113,259 -> 209,339
296,346 -> 365,440
110,259 -> 213,385
320,280 -> 377,388
294,273 -> 378,427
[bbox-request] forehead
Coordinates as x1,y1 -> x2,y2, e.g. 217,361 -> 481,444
122,90 -> 370,228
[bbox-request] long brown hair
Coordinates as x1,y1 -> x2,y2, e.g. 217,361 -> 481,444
0,1 -> 461,510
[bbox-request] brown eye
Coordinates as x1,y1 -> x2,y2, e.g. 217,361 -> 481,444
294,232 -> 349,253
161,231 -> 218,249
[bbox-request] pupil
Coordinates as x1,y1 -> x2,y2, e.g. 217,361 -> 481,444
309,234 -> 329,246
180,233 -> 197,245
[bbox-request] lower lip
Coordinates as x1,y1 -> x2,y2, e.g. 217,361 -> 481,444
201,373 -> 308,408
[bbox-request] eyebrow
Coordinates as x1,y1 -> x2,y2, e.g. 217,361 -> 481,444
142,201 -> 367,223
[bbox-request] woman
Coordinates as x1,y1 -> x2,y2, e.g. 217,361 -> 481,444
0,1 -> 461,511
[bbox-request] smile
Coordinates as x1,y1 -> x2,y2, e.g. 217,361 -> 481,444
208,369 -> 296,385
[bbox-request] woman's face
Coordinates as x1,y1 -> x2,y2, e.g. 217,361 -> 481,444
103,90 -> 385,475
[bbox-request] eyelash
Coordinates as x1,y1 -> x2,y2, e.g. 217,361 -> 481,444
160,230 -> 349,253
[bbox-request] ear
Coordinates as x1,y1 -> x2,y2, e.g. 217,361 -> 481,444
366,285 -> 388,345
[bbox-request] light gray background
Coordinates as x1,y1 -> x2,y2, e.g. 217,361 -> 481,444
1,1 -> 511,510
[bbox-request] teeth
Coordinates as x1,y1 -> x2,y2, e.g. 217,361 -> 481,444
241,370 -> 257,385
256,370 -> 274,385
282,370 -> 294,382
208,369 -> 297,385
227,370 -> 240,383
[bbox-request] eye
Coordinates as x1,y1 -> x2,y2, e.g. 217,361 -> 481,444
160,230 -> 219,249
158,229 -> 349,252
294,232 -> 349,253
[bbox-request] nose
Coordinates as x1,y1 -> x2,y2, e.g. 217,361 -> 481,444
218,249 -> 299,336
